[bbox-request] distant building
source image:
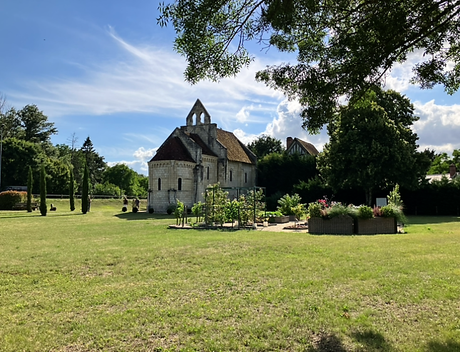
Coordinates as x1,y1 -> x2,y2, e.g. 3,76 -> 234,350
286,137 -> 319,156
148,100 -> 257,212
425,163 -> 459,183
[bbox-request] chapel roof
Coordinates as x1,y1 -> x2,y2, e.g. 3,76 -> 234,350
150,136 -> 194,162
217,129 -> 256,164
187,133 -> 217,157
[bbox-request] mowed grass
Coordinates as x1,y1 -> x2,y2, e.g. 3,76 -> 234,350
1,200 -> 460,351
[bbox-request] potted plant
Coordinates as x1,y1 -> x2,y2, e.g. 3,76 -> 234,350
266,211 -> 289,223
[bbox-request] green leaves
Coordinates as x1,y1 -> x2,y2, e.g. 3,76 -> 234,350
318,87 -> 424,205
161,0 -> 460,131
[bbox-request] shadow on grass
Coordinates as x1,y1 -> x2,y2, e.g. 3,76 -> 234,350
351,330 -> 393,351
424,340 -> 460,352
114,212 -> 171,221
306,330 -> 395,352
0,212 -> 85,219
407,216 -> 460,225
307,332 -> 349,352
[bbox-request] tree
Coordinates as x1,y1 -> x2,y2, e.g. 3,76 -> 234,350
159,0 -> 460,132
1,138 -> 42,189
16,105 -> 57,143
428,149 -> 460,174
318,87 -> 430,205
102,164 -> 145,197
27,166 -> 33,212
257,152 -> 317,197
80,137 -> 106,186
82,162 -> 89,214
247,135 -> 284,159
69,169 -> 75,211
39,164 -> 47,216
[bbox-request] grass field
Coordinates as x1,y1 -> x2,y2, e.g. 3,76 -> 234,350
1,199 -> 459,351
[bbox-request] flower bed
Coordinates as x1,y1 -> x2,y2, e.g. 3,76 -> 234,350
308,215 -> 354,234
355,217 -> 397,234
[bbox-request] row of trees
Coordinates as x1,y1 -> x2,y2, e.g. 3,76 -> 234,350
0,101 -> 148,197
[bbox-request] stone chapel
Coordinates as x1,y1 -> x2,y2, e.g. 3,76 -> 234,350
148,99 -> 257,212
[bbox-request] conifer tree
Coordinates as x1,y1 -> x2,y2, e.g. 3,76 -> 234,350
69,168 -> 75,211
81,163 -> 89,214
39,164 -> 47,216
27,166 -> 33,212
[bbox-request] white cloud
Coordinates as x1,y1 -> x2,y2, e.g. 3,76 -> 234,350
235,107 -> 250,123
233,99 -> 329,151
413,100 -> 460,152
9,27 -> 283,122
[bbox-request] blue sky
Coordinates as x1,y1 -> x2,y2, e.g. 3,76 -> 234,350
2,1 -> 460,175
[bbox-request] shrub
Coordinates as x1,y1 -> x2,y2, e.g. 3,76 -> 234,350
388,184 -> 403,208
0,191 -> 27,210
40,164 -> 47,216
357,205 -> 373,219
277,193 -> 302,215
307,202 -> 323,218
327,203 -> 354,219
94,182 -> 122,197
27,166 -> 34,212
167,204 -> 176,215
191,201 -> 204,222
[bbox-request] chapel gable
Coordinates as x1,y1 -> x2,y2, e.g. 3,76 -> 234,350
186,99 -> 211,126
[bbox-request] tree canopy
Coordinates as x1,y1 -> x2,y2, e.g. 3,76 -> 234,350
247,135 -> 284,159
317,87 -> 431,205
159,0 -> 460,132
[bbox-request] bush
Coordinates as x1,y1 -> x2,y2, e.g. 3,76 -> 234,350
307,202 -> 322,218
277,193 -> 302,215
94,182 -> 122,197
0,191 -> 27,210
167,204 -> 176,215
357,205 -> 373,219
327,203 -> 354,219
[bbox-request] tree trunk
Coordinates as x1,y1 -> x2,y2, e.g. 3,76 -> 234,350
365,188 -> 373,206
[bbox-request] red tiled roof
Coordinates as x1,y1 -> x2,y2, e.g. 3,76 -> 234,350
150,137 -> 194,162
217,129 -> 255,164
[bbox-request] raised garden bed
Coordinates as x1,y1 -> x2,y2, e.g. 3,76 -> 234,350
268,216 -> 290,223
308,215 -> 354,234
355,217 -> 397,234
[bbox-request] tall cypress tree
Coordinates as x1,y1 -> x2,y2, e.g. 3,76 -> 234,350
27,166 -> 33,212
39,164 -> 47,216
69,168 -> 75,211
81,162 -> 89,214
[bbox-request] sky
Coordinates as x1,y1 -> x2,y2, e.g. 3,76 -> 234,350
1,1 -> 460,175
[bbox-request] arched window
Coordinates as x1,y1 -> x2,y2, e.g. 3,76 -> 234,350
158,178 -> 161,191
229,170 -> 233,182
178,178 -> 182,191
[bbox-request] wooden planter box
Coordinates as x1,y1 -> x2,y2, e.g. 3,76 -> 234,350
268,216 -> 290,223
308,215 -> 354,234
356,217 -> 397,234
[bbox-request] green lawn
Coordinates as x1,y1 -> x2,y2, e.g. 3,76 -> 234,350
1,199 -> 459,351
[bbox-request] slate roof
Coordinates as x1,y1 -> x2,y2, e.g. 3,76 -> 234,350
150,136 -> 194,162
217,129 -> 255,164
